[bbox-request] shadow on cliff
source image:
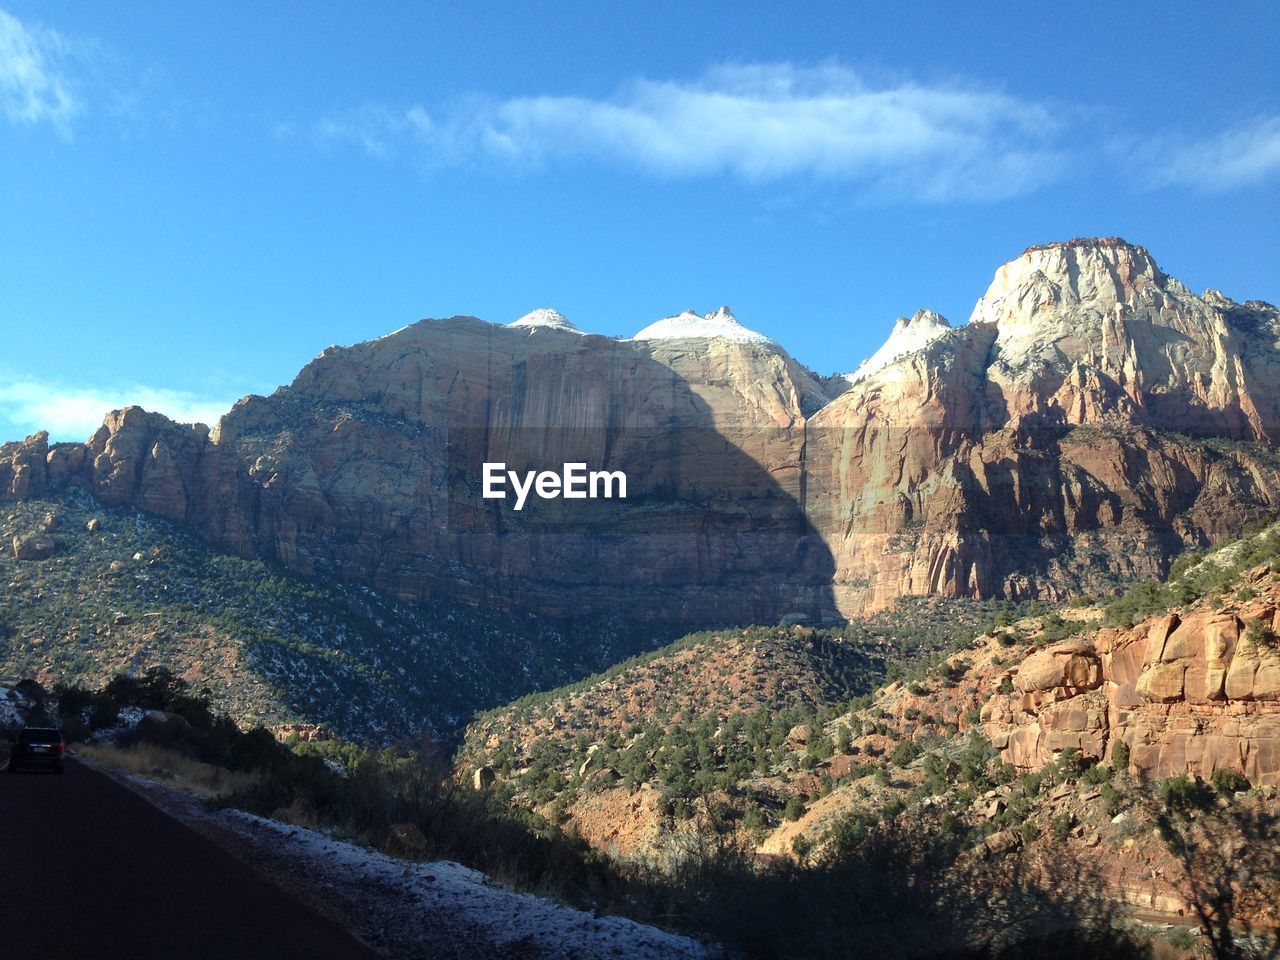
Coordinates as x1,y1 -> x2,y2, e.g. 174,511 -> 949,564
0,320 -> 841,720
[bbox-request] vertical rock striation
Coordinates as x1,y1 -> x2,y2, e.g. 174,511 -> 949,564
3,239 -> 1280,624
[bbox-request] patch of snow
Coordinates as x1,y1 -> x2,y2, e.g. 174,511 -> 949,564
321,758 -> 348,778
0,688 -> 24,729
225,811 -> 717,959
630,306 -> 775,345
89,706 -> 148,743
508,308 -> 584,334
846,309 -> 952,383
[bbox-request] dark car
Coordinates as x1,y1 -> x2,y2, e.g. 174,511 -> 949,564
7,727 -> 66,774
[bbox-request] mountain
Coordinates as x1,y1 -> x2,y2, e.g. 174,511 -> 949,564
507,308 -> 585,334
806,237 -> 1280,613
982,525 -> 1280,786
3,238 -> 1280,632
630,305 -> 776,344
455,522 -> 1280,930
0,489 -> 662,738
845,308 -> 952,384
1,310 -> 834,626
455,598 -> 1008,857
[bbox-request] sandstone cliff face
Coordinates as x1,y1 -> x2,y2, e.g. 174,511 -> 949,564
3,238 -> 1279,624
982,568 -> 1280,786
806,238 -> 1280,614
1,319 -> 836,624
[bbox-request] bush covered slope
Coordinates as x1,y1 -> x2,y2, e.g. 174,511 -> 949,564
1,488 -> 672,740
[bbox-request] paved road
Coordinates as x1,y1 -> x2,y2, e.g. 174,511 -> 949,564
0,748 -> 381,960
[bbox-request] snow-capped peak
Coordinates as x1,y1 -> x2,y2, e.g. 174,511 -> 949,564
629,306 -> 775,345
508,308 -> 584,334
846,309 -> 952,383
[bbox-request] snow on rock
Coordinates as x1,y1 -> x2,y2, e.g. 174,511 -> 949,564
630,306 -> 775,345
224,811 -> 718,959
0,687 -> 25,729
508,308 -> 584,334
88,706 -> 148,743
846,309 -> 952,383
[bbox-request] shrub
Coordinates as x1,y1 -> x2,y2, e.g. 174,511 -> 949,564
1110,739 -> 1130,772
1244,618 -> 1279,649
891,739 -> 922,768
742,802 -> 769,836
1101,783 -> 1124,818
1159,775 -> 1214,813
783,796 -> 807,822
1104,580 -> 1173,628
1052,748 -> 1087,783
1039,614 -> 1080,643
1210,768 -> 1249,795
1051,813 -> 1073,843
1081,763 -> 1112,785
834,725 -> 853,754
1167,549 -> 1206,581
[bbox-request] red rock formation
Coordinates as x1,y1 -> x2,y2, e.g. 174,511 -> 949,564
983,576 -> 1280,786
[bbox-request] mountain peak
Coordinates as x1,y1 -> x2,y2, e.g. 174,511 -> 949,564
969,237 -> 1165,329
846,308 -> 952,384
629,306 -> 775,345
508,308 -> 584,334
1020,236 -> 1149,257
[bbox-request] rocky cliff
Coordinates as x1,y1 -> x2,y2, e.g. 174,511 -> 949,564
4,238 -> 1280,624
807,237 -> 1280,613
983,570 -> 1280,787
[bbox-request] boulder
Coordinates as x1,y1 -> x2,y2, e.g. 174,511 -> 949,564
385,823 -> 429,859
12,534 -> 55,560
473,766 -> 496,791
787,724 -> 813,748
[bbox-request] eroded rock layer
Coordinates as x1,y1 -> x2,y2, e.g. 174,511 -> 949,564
983,571 -> 1280,786
3,238 -> 1280,623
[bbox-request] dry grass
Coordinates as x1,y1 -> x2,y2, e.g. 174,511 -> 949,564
77,742 -> 259,798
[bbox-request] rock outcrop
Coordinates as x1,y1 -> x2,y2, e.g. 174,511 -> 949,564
983,572 -> 1280,786
11,533 -> 55,560
3,239 -> 1280,624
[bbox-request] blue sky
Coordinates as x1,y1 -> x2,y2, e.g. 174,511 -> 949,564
1,1 -> 1278,442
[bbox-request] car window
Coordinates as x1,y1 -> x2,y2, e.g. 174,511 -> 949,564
17,729 -> 62,745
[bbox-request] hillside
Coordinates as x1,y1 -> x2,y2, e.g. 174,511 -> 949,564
1,487 -> 670,740
458,523 -> 1280,940
457,598 -> 1014,857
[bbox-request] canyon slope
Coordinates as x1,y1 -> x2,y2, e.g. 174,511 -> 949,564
4,238 -> 1280,627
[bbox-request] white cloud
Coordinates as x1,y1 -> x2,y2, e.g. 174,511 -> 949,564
0,7 -> 79,132
312,63 -> 1065,202
1152,115 -> 1280,192
0,378 -> 234,442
